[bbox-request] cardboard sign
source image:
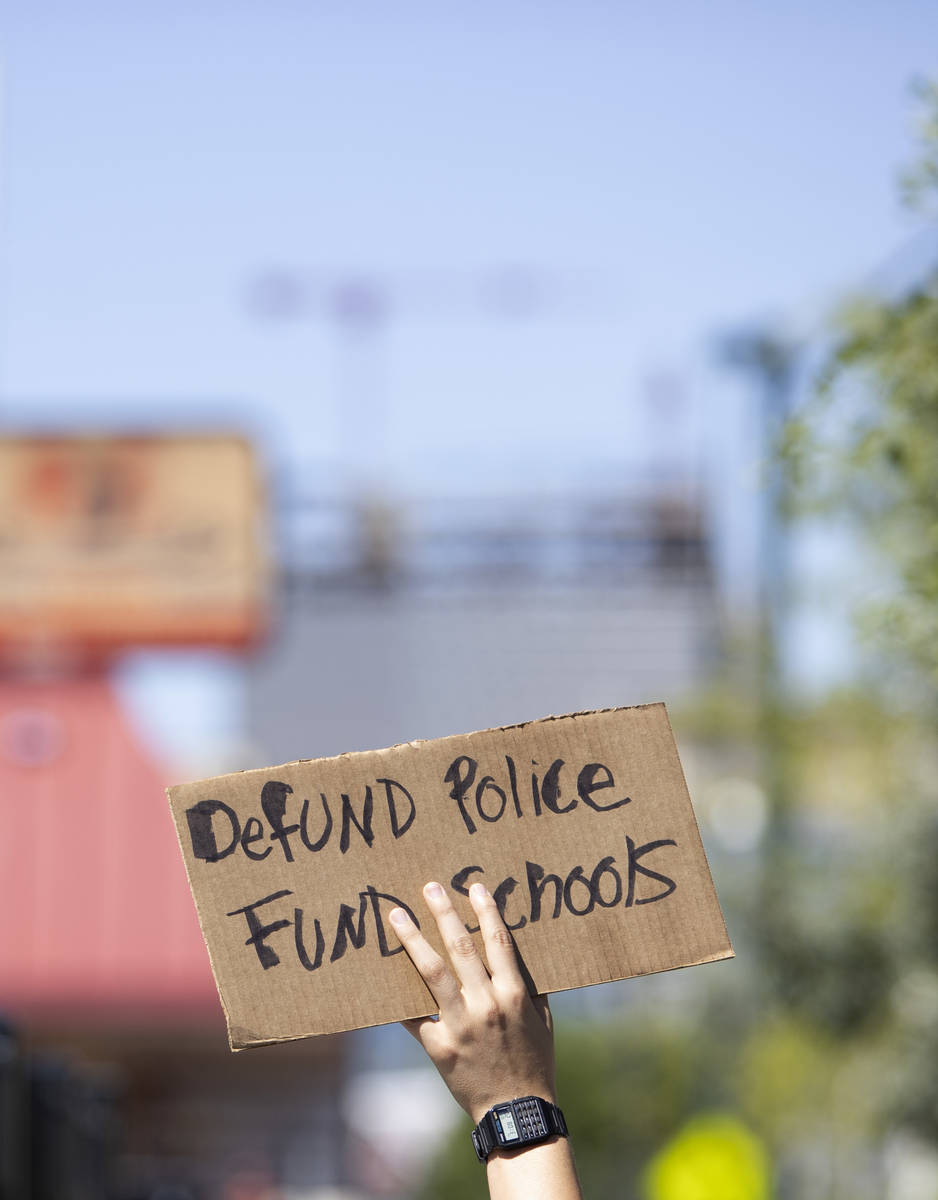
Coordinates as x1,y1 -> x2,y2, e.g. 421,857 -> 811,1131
167,704 -> 732,1050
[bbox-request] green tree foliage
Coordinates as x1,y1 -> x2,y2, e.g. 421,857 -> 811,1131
783,83 -> 938,696
766,79 -> 938,1161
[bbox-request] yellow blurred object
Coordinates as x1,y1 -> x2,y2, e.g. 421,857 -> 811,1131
643,1113 -> 772,1200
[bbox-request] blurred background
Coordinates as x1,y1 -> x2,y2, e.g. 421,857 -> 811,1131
1,2 -> 938,1197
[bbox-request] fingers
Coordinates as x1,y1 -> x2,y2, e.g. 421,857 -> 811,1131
391,880 -> 522,1016
469,881 -> 526,991
532,992 -> 553,1033
401,1015 -> 440,1046
400,1016 -> 427,1040
389,903 -> 462,1013
422,881 -> 492,995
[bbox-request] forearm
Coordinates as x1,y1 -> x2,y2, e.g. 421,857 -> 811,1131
391,883 -> 583,1200
485,1138 -> 583,1200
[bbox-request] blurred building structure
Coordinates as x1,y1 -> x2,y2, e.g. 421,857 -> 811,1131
0,435 -> 351,1200
0,674 -> 348,1200
249,479 -> 720,783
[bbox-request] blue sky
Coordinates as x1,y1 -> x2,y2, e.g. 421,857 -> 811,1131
1,0 -> 935,488
1,1 -> 936,757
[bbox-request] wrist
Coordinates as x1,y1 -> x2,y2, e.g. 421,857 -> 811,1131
484,1134 -> 583,1200
471,1096 -> 568,1163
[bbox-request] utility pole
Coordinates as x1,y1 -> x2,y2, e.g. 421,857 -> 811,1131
719,327 -> 799,673
717,325 -> 801,968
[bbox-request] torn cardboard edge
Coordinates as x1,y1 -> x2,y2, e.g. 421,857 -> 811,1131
174,702 -> 669,785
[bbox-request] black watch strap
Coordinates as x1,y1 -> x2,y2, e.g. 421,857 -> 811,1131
471,1096 -> 568,1163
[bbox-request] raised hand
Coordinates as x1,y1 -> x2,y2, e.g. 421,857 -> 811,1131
390,880 -> 556,1122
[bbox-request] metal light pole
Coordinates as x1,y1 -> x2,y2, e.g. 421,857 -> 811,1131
246,266 -> 612,586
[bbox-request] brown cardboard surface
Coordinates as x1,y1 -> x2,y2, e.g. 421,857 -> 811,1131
167,704 -> 733,1049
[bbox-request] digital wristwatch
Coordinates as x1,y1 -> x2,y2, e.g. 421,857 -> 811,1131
471,1096 -> 568,1162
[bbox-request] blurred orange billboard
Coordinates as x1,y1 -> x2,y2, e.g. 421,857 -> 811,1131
0,434 -> 270,654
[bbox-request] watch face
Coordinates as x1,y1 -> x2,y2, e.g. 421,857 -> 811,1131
495,1106 -> 520,1142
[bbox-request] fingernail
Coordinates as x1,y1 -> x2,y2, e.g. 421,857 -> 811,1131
424,882 -> 444,899
469,882 -> 489,900
389,908 -> 409,927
